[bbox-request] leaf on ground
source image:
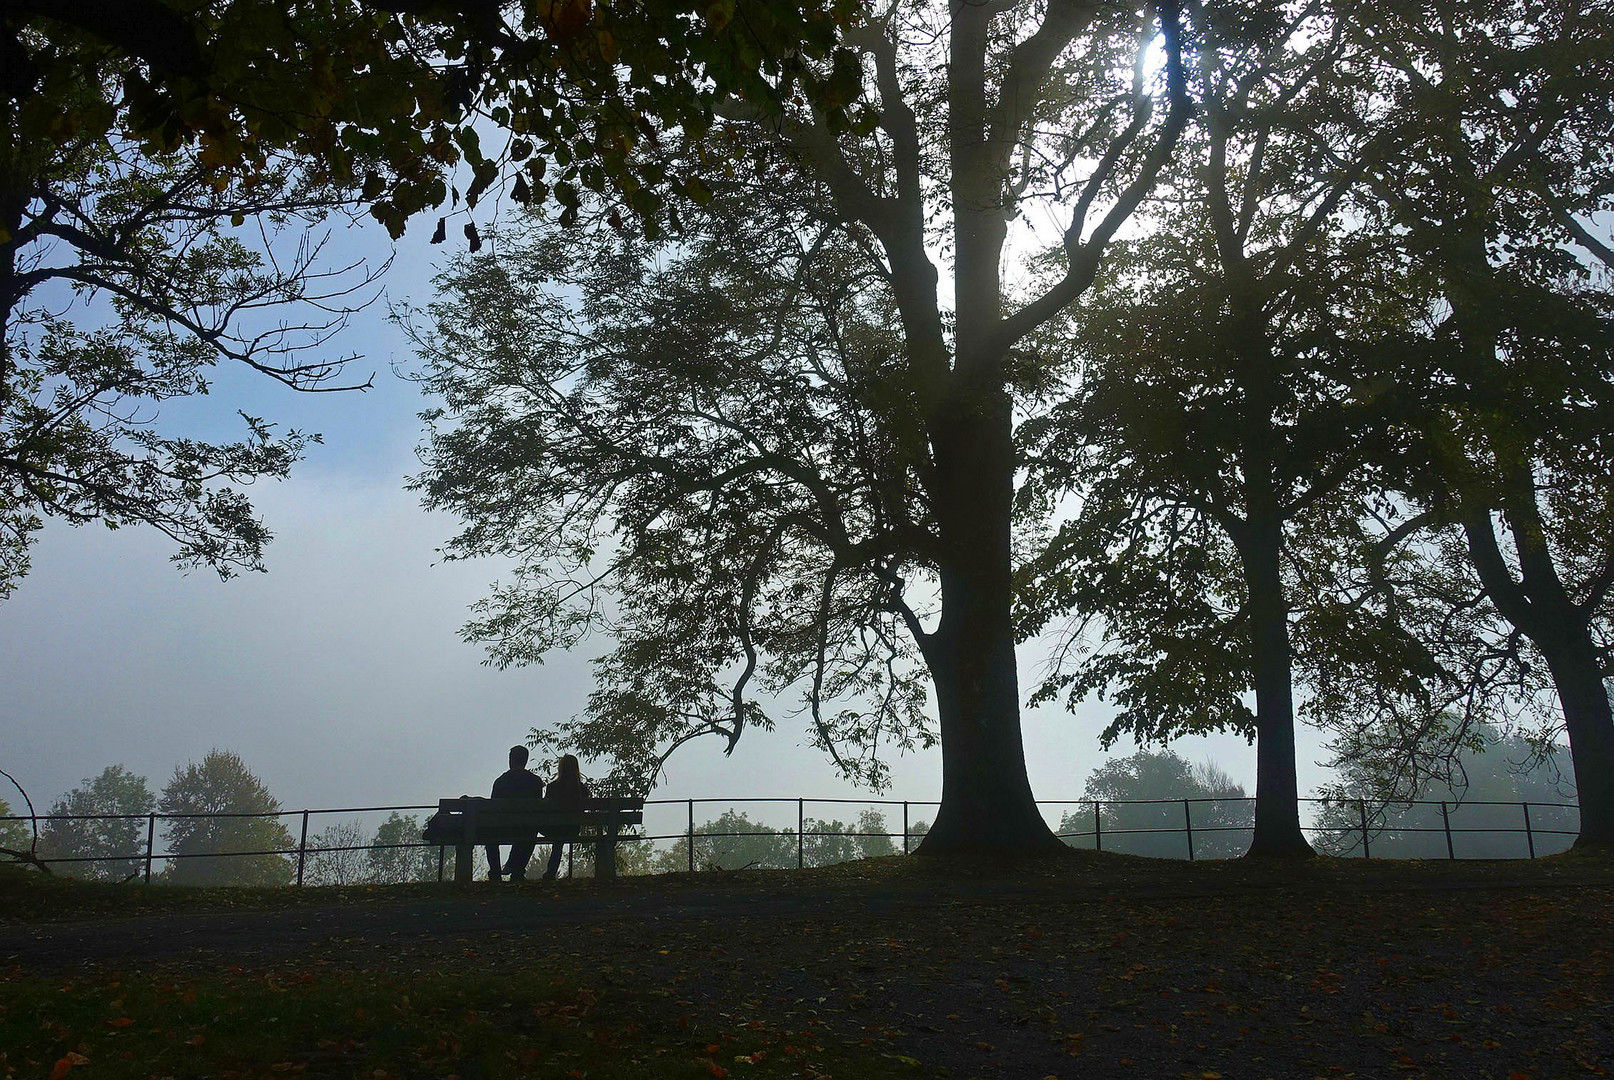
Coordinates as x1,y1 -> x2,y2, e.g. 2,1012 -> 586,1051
49,1053 -> 90,1080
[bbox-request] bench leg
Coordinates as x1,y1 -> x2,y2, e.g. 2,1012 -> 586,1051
454,844 -> 473,884
595,825 -> 620,881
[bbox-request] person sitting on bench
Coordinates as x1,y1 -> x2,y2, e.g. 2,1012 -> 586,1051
541,754 -> 590,881
487,745 -> 545,881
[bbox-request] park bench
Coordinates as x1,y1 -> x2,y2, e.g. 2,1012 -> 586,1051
423,796 -> 645,883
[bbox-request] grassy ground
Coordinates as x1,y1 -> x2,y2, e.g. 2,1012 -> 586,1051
3,851 -> 1612,1079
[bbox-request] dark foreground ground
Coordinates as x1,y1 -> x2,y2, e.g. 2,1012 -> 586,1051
2,851 -> 1611,1080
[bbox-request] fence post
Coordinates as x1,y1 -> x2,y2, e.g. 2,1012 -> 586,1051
1441,801 -> 1454,860
797,798 -> 805,869
437,845 -> 446,882
296,810 -> 310,887
1522,802 -> 1535,859
1358,799 -> 1371,859
568,844 -> 574,877
687,799 -> 695,873
902,801 -> 910,855
1094,802 -> 1103,852
144,812 -> 156,884
1183,799 -> 1195,861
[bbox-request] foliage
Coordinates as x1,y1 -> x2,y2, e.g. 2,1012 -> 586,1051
1,82 -> 394,597
36,765 -> 154,881
413,0 -> 1191,844
6,1 -> 449,229
368,812 -> 441,884
1013,2 -> 1430,855
1056,750 -> 1252,860
0,795 -> 30,859
652,811 -> 798,872
646,808 -> 898,873
158,749 -> 292,887
10,0 -> 858,597
303,820 -> 371,887
558,825 -> 658,879
1314,727 -> 1579,858
412,191 -> 937,793
1015,0 -> 1614,852
8,0 -> 874,240
802,809 -> 898,867
1311,0 -> 1614,842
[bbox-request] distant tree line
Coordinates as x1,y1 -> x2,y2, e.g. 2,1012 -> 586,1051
1054,738 -> 1578,861
3,732 -> 1583,884
3,751 -> 442,886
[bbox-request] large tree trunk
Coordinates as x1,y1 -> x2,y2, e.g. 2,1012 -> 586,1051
1463,499 -> 1614,851
1537,630 -> 1614,850
913,394 -> 1064,856
1240,511 -> 1315,857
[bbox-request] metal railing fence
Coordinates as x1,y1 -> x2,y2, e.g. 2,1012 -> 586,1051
0,795 -> 1582,884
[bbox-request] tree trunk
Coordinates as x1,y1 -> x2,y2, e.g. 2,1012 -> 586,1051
1240,511 -> 1315,857
914,395 -> 1064,856
1461,490 -> 1614,851
1537,631 -> 1614,850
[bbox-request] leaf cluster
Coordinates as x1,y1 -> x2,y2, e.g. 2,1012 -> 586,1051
410,176 -> 941,793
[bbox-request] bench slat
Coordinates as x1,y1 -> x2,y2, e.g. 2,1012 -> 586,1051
435,796 -> 644,813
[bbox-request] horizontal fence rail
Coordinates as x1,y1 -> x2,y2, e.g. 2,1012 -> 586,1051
0,796 -> 1581,885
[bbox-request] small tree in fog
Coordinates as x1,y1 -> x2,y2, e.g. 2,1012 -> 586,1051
159,750 -> 292,886
653,811 -> 796,873
304,820 -> 371,886
367,813 -> 439,883
38,766 -> 154,881
1316,727 -> 1578,858
803,809 -> 898,867
1061,750 -> 1251,859
1,796 -> 33,863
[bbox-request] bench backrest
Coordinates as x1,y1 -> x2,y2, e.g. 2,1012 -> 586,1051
431,797 -> 644,832
436,796 -> 644,815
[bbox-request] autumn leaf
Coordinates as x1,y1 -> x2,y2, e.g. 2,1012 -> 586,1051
49,1053 -> 90,1080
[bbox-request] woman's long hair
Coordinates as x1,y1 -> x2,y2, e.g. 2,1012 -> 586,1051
557,754 -> 581,784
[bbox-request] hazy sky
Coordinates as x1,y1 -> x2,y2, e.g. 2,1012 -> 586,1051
0,216 -> 1335,835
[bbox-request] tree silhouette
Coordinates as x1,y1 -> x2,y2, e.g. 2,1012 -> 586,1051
652,811 -> 797,872
1336,0 -> 1614,848
38,765 -> 153,881
1061,750 -> 1251,860
1,20 -> 400,598
159,750 -> 291,887
368,812 -> 440,884
1016,3 -> 1424,855
1315,726 -> 1579,858
414,0 -> 1192,854
0,795 -> 33,865
304,820 -> 371,886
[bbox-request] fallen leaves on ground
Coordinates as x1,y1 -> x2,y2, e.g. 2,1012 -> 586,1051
0,854 -> 1611,1078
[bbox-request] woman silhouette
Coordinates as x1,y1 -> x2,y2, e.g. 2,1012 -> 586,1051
542,754 -> 590,880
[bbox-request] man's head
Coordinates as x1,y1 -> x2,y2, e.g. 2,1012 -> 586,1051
509,745 -> 530,769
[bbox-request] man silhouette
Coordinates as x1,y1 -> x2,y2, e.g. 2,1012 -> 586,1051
487,745 -> 544,881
